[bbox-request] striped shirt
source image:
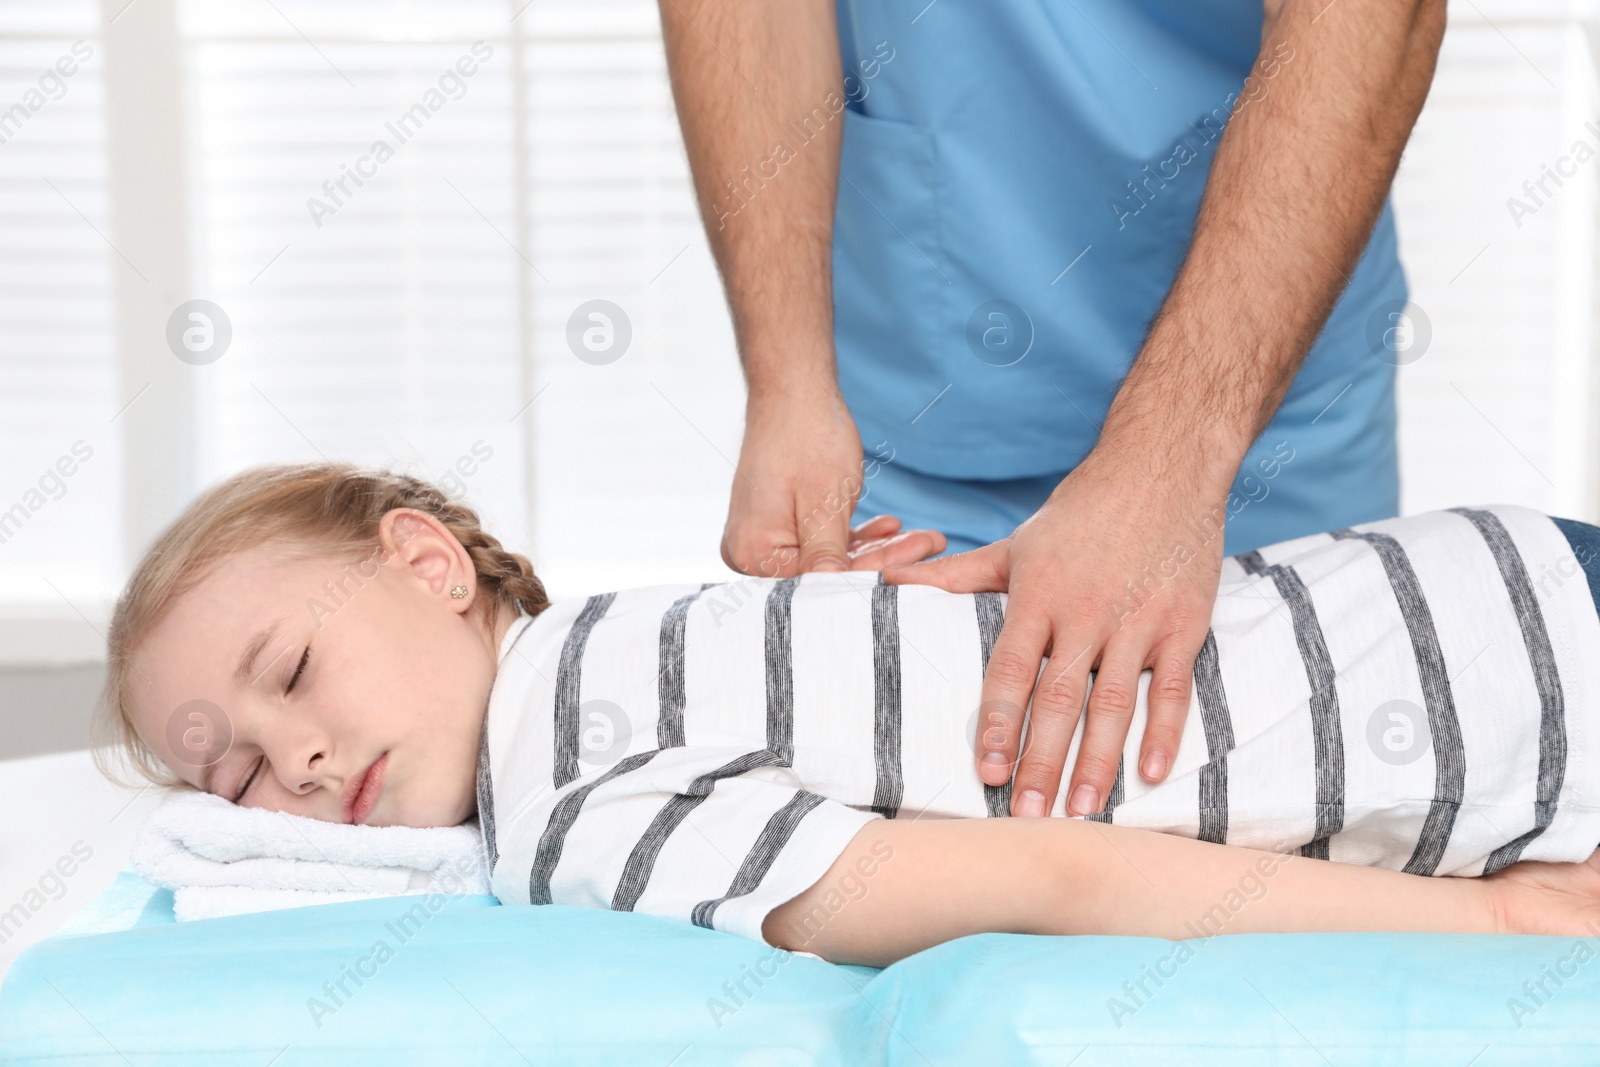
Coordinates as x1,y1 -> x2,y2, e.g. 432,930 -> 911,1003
475,504 -> 1600,945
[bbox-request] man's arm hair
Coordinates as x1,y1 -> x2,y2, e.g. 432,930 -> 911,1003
657,0 -> 845,401
1098,0 -> 1448,478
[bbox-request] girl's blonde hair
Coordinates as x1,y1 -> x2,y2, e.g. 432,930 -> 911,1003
92,461 -> 551,791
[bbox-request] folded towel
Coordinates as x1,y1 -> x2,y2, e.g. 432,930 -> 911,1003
128,788 -> 491,921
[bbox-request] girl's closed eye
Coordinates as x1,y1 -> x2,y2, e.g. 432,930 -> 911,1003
287,646 -> 309,693
232,646 -> 310,802
234,755 -> 264,803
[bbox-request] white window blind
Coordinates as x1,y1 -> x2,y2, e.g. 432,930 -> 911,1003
520,1 -> 746,596
0,0 -> 119,619
1391,0 -> 1600,518
184,4 -> 529,591
2,0 -> 1600,662
177,0 -> 744,604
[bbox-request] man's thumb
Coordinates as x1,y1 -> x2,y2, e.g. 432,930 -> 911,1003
796,515 -> 851,573
881,541 -> 1009,592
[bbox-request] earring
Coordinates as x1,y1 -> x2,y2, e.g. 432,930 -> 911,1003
450,585 -> 468,599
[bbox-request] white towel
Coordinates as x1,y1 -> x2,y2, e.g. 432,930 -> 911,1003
128,788 -> 492,921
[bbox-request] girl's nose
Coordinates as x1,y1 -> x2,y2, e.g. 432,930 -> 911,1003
263,724 -> 329,795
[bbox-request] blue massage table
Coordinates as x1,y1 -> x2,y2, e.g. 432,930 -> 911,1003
2,865 -> 1598,1064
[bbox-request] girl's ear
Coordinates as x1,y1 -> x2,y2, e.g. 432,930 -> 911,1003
378,507 -> 477,611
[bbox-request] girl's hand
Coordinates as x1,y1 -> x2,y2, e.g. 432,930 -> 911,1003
1484,848 -> 1600,936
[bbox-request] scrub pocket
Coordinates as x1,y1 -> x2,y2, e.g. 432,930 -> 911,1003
832,108 -> 945,433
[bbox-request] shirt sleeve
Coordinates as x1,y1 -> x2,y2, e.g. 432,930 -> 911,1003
500,745 -> 884,947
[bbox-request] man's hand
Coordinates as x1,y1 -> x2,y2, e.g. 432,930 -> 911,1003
884,440 -> 1228,817
845,513 -> 948,571
881,0 -> 1445,817
660,0 -> 931,579
722,381 -> 946,578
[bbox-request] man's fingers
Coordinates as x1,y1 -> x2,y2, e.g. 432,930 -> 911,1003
848,514 -> 901,546
1065,640 -> 1147,816
1008,632 -> 1098,817
972,611 -> 1052,790
727,506 -> 902,577
722,528 -> 796,578
882,540 -> 1009,592
847,528 -> 948,570
794,492 -> 854,573
983,616 -> 1096,818
719,529 -> 742,574
1138,631 -> 1204,783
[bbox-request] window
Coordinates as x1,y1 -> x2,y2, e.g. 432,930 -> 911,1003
1390,2 -> 1600,517
0,0 -> 1596,664
0,1 -> 118,618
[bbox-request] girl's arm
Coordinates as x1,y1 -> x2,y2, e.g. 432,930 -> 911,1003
763,816 -> 1503,968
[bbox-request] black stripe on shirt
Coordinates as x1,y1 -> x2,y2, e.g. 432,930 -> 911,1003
528,749 -> 661,905
553,593 -> 617,789
1237,550 -> 1346,859
1083,756 -> 1125,824
620,575 -> 881,915
1192,628 -> 1235,844
478,614 -> 540,878
657,585 -> 718,749
690,790 -> 829,930
1331,527 -> 1465,876
764,578 -> 800,765
870,574 -> 905,818
1450,508 -> 1568,873
973,591 -> 1013,818
611,749 -> 785,912
475,712 -> 498,876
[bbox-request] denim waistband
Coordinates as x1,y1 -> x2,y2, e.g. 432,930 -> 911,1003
1550,515 -> 1600,612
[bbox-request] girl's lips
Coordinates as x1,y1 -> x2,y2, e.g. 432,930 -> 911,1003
342,752 -> 388,825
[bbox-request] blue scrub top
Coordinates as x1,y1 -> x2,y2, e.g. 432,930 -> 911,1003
830,0 -> 1406,533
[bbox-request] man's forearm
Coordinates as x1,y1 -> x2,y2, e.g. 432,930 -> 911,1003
657,0 -> 843,400
1100,0 -> 1447,480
